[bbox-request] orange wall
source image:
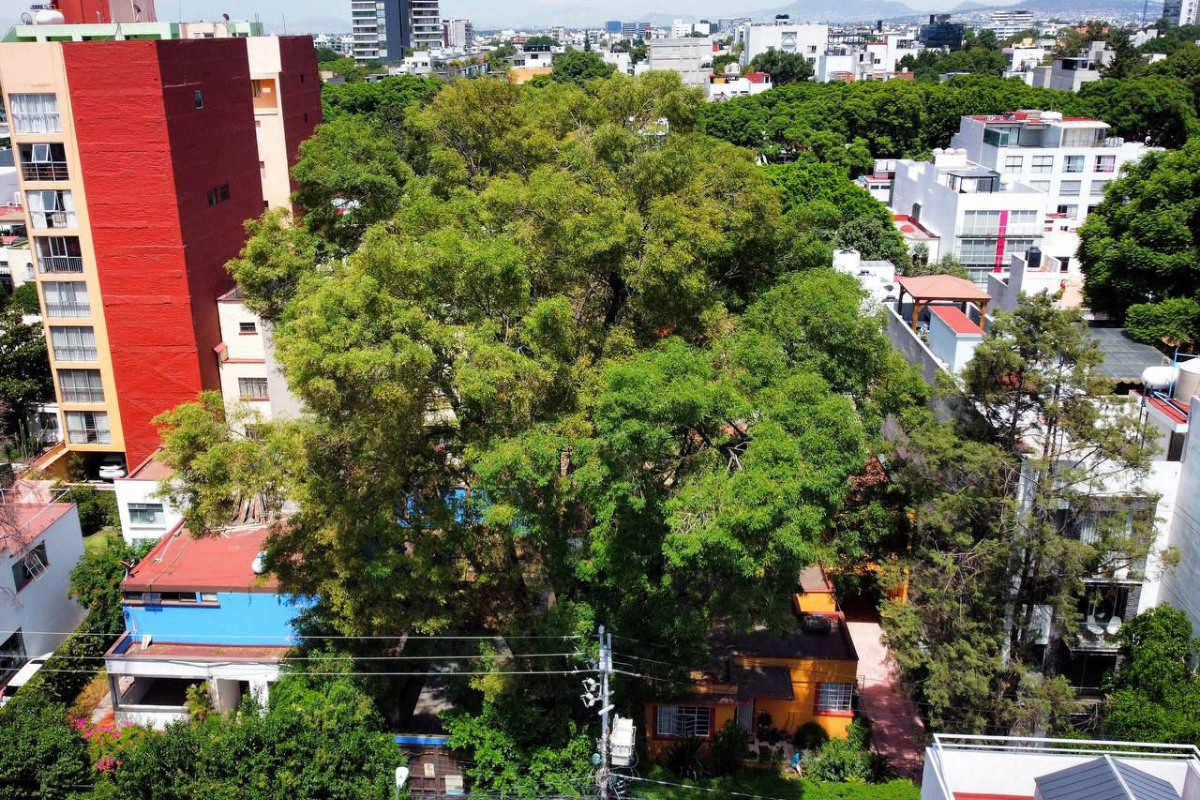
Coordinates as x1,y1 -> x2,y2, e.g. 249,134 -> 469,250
644,702 -> 737,760
737,655 -> 857,739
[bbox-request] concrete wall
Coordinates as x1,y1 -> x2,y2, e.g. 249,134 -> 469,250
0,505 -> 87,657
1162,396 -> 1200,634
927,313 -> 981,373
114,477 -> 182,545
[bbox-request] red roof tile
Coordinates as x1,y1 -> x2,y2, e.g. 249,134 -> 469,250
2,503 -> 73,556
124,524 -> 278,593
121,450 -> 173,482
897,274 -> 991,302
930,305 -> 984,336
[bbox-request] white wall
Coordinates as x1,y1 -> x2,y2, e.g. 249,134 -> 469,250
928,313 -> 981,373
0,505 -> 86,658
647,39 -> 713,87
1162,396 -> 1200,635
742,24 -> 828,66
246,38 -> 292,212
114,477 -> 182,545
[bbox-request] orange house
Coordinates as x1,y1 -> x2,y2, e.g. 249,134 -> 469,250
645,567 -> 859,760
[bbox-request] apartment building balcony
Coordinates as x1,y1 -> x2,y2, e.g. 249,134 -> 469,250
956,223 -> 1043,237
38,256 -> 83,274
20,161 -> 69,182
52,346 -> 98,362
44,302 -> 90,318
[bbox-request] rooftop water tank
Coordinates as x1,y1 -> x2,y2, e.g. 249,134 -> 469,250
33,8 -> 66,24
1142,366 -> 1177,393
1173,358 -> 1200,404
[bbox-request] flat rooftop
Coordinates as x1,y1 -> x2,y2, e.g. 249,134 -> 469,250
106,632 -> 291,661
709,617 -> 857,663
1088,327 -> 1168,385
124,524 -> 277,593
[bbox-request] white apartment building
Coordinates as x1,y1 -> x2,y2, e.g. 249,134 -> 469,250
215,288 -> 273,429
1032,41 -> 1111,92
741,23 -> 829,68
602,51 -> 633,75
951,111 -> 1155,230
1164,0 -> 1200,27
985,9 -> 1035,40
442,18 -> 473,49
647,38 -> 714,88
1003,43 -> 1047,84
707,72 -> 772,100
890,148 -> 1047,285
0,502 -> 86,683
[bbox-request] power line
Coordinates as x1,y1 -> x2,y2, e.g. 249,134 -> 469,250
625,774 -> 799,800
14,629 -> 583,641
19,666 -> 597,678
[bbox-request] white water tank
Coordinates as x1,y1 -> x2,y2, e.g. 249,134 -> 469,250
1174,358 -> 1200,404
832,248 -> 861,274
1142,366 -> 1178,393
33,9 -> 66,24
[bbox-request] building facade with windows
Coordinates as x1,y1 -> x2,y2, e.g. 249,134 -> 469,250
890,148 -> 1048,285
352,0 -> 442,64
647,38 -> 715,87
741,23 -> 828,67
103,523 -> 304,728
951,111 -> 1154,230
0,502 -> 86,687
442,18 -> 473,49
984,9 -> 1036,40
0,34 -> 319,477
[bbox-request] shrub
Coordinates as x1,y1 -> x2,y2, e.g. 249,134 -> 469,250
11,282 -> 40,315
1125,297 -> 1200,346
804,721 -> 887,783
794,721 -> 830,751
664,736 -> 707,781
709,720 -> 750,777
59,486 -> 119,535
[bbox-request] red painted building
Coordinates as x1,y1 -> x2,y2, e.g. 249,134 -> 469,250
0,34 -> 320,472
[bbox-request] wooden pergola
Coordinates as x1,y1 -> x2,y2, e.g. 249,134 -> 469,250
896,275 -> 991,331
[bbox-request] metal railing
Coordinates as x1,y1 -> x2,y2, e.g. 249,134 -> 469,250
45,302 -> 90,318
21,162 -> 69,181
956,224 -> 1043,237
61,388 -> 104,404
53,347 -> 97,362
38,256 -> 83,274
67,427 -> 111,445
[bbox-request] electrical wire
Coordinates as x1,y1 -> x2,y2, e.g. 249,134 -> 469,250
16,666 -> 598,677
14,629 -> 583,641
624,774 -> 799,800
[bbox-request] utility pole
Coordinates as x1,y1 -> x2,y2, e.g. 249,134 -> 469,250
582,625 -> 616,800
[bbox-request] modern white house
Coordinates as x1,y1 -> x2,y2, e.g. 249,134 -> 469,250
922,734 -> 1200,800
103,522 -> 304,728
0,502 -> 86,687
951,111 -> 1155,231
1032,42 -> 1111,92
890,148 -> 1047,285
740,23 -> 828,68
114,452 -> 183,546
707,71 -> 772,101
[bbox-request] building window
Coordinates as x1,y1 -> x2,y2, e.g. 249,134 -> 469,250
10,93 -> 60,134
259,160 -> 266,181
252,80 -> 264,98
219,183 -> 230,202
27,190 -> 76,229
11,542 -> 49,592
0,630 -> 26,686
960,209 -> 1001,236
1032,155 -> 1054,173
656,705 -> 712,738
1060,180 -> 1082,197
207,188 -> 218,207
238,377 -> 269,400
1063,155 -> 1084,173
42,282 -> 89,317
1091,180 -> 1109,197
65,411 -> 110,444
255,120 -> 263,140
1094,154 -> 1116,173
239,321 -> 257,335
1029,180 -> 1051,193
18,143 -> 69,181
35,236 -> 83,274
59,369 -> 104,403
50,326 -> 97,362
194,89 -> 204,109
1057,204 -> 1079,219
1004,155 -> 1023,173
128,503 -> 166,529
816,682 -> 854,713
200,592 -> 219,603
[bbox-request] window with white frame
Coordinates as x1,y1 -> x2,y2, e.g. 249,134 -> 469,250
1032,155 -> 1054,173
1060,180 -> 1081,197
42,282 -> 89,317
238,377 -> 269,400
26,190 -> 76,229
1004,155 -> 1023,173
128,503 -> 166,529
1094,154 -> 1116,173
1008,209 -> 1039,227
58,369 -> 104,403
50,326 -> 97,362
9,93 -> 60,134
957,239 -> 997,264
1063,155 -> 1084,173
1030,180 -> 1051,193
656,705 -> 711,738
11,542 -> 49,591
1091,180 -> 1109,197
816,682 -> 854,713
1057,204 -> 1079,219
65,411 -> 110,444
960,210 -> 1001,236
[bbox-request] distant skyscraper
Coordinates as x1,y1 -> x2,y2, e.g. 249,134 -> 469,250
351,0 -> 441,63
1163,0 -> 1200,25
442,18 -> 473,48
605,20 -> 622,33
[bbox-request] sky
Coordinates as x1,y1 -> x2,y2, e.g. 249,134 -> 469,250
0,0 -> 987,34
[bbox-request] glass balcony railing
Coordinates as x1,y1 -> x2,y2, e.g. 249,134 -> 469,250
956,224 -> 1043,237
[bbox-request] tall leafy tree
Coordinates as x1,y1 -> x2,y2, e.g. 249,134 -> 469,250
747,49 -> 814,84
551,50 -> 616,85
0,306 -> 53,444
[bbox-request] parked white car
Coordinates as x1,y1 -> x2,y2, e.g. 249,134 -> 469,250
0,653 -> 52,707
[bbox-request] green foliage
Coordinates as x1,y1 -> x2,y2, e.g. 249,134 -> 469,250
315,45 -> 341,62
1125,296 -> 1200,346
321,75 -> 440,129
710,719 -> 751,776
82,674 -> 402,800
524,35 -> 557,46
898,47 -> 1006,81
901,254 -> 970,280
635,767 -> 919,800
793,720 -> 830,751
69,534 -> 143,634
0,305 -> 53,441
12,282 -> 40,315
0,699 -> 91,800
318,56 -> 367,83
551,49 -> 616,85
58,486 -> 119,536
1103,605 -> 1200,745
836,216 -> 912,271
804,722 -> 885,783
748,49 -> 814,84
1080,137 -> 1200,321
